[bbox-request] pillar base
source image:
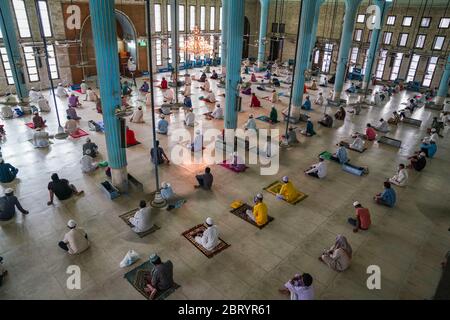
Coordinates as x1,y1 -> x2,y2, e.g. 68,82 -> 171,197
333,91 -> 342,101
435,96 -> 446,106
151,191 -> 167,208
111,167 -> 128,193
362,81 -> 369,90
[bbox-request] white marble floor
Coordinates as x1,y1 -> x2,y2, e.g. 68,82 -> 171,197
0,67 -> 449,300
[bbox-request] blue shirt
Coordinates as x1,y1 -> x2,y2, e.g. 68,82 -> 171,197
158,119 -> 168,134
0,163 -> 18,183
421,143 -> 437,158
160,186 -> 174,200
336,147 -> 348,164
302,100 -> 312,110
381,188 -> 396,207
184,97 -> 192,108
306,122 -> 315,135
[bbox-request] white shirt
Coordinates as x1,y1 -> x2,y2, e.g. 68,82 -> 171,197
195,225 -> 219,251
271,91 -> 278,103
145,93 -> 152,106
315,95 -> 324,105
206,92 -> 216,102
392,168 -> 408,186
38,98 -> 50,112
443,103 -> 450,113
80,82 -> 88,94
193,134 -> 203,152
245,118 -> 257,131
185,76 -> 192,86
87,90 -> 97,101
307,161 -> 327,178
63,228 -> 90,254
203,81 -> 210,92
131,109 -> 144,123
430,133 -> 438,143
33,131 -> 50,148
80,155 -> 96,173
184,85 -> 191,96
164,89 -> 174,101
284,281 -> 314,300
129,207 -> 153,233
56,85 -> 67,97
128,60 -> 136,72
185,112 -> 195,126
377,121 -> 389,132
211,106 -> 223,119
29,90 -> 42,102
350,137 -> 365,151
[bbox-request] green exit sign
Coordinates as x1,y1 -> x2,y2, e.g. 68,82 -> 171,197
138,40 -> 147,47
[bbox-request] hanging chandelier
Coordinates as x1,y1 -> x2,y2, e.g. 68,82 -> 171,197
181,25 -> 213,57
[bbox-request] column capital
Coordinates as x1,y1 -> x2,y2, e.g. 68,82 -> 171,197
259,0 -> 270,8
373,0 -> 393,9
344,0 -> 363,10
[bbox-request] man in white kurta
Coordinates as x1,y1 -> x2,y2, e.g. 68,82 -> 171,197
194,217 -> 219,251
201,80 -> 210,92
130,106 -> 144,123
37,97 -> 51,112
80,150 -> 98,173
192,130 -> 203,152
244,115 -> 257,131
389,164 -> 408,186
32,130 -> 52,148
29,87 -> 43,103
184,74 -> 192,86
129,201 -> 154,233
184,109 -> 195,127
56,83 -> 68,98
80,80 -> 88,94
211,105 -> 223,119
163,88 -> 175,103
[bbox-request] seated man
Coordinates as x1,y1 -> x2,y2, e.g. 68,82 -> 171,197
55,83 -> 68,98
195,167 -> 213,190
68,94 -> 81,108
156,115 -> 169,135
140,81 -> 150,93
184,108 -> 196,126
66,106 -> 81,120
301,96 -> 312,110
163,88 -> 175,104
346,83 -> 356,93
301,119 -> 316,136
130,106 -> 144,123
348,103 -> 361,115
160,182 -> 175,202
304,156 -> 327,178
183,96 -> 193,108
250,73 -> 257,82
374,181 -> 396,207
183,84 -> 191,97
227,152 -> 246,172
349,136 -> 365,152
126,126 -> 138,145
205,104 -> 223,120
129,200 -> 154,233
407,151 -> 426,171
276,176 -> 300,203
210,70 -> 218,80
191,130 -> 203,152
150,141 -> 170,165
29,87 -> 43,103
352,123 -> 376,141
348,201 -> 371,232
32,130 -> 53,148
420,140 -> 437,158
388,111 -> 401,125
144,254 -> 174,300
330,142 -> 348,164
431,116 -> 444,137
279,273 -> 314,300
37,96 -> 51,112
32,112 -> 46,129
200,79 -> 211,92
80,80 -> 88,94
245,193 -> 268,226
85,88 -> 98,102
80,149 -> 98,173
250,93 -> 261,108
159,77 -> 168,89
241,87 -> 252,95
389,164 -> 408,187
122,81 -> 132,96
318,113 -> 333,128
373,118 -> 389,132
272,78 -> 280,87
47,173 -> 84,205
285,127 -> 299,145
244,114 -> 258,131
96,98 -> 102,114
64,116 -> 78,135
0,188 -> 28,221
270,106 -> 278,123
270,90 -> 279,103
83,138 -> 98,158
58,220 -> 90,255
309,79 -> 318,90
193,217 -> 219,251
203,91 -> 216,103
198,72 -> 207,83
334,107 -> 346,120
314,92 -> 324,106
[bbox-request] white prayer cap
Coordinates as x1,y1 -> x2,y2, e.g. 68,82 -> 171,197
196,129 -> 201,134
86,138 -> 91,142
420,151 -> 426,157
85,149 -> 91,155
431,128 -> 436,132
353,201 -> 360,207
161,181 -> 170,188
205,217 -> 214,226
249,114 -> 254,118
67,220 -> 77,228
282,176 -> 289,182
232,151 -> 238,157
256,193 -> 263,200
4,188 -> 14,195
58,83 -> 62,86
31,87 -> 35,90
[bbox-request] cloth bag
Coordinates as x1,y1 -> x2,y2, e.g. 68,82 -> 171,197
119,250 -> 139,268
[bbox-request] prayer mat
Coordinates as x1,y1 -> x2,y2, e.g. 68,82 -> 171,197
182,224 -> 230,258
319,151 -> 332,160
124,261 -> 180,300
340,141 -> 367,153
126,141 -> 141,148
25,122 -> 46,129
426,102 -> 443,111
218,161 -> 248,173
263,181 -> 308,205
342,163 -> 368,176
261,96 -> 270,100
402,117 -> 422,127
229,203 -> 274,229
378,136 -> 402,148
98,161 -> 108,168
69,129 -> 89,139
119,209 -> 161,238
256,115 -> 279,124
230,200 -> 244,209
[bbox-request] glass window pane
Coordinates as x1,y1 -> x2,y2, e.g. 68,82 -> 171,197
402,16 -> 413,27
434,36 -> 445,50
210,7 -> 215,30
375,50 -> 387,79
38,1 -> 52,37
200,6 -> 205,30
357,14 -> 365,23
439,18 -> 449,28
12,0 -> 31,38
386,16 -> 396,25
179,5 -> 185,31
219,7 -> 222,31
154,4 -> 161,32
190,6 -> 196,31
167,5 -> 171,32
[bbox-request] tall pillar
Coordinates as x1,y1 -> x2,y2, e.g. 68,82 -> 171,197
292,0 -> 317,107
224,0 -> 244,129
89,0 -> 128,191
362,0 -> 392,89
170,0 -> 179,102
220,0 -> 228,75
307,0 -> 324,70
0,1 -> 28,100
333,0 -> 362,101
257,0 -> 270,67
436,54 -> 450,106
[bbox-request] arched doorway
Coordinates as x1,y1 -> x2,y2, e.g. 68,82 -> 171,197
79,10 -> 138,81
242,17 -> 250,59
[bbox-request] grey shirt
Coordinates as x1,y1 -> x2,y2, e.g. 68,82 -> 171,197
0,195 -> 27,221
151,260 -> 174,291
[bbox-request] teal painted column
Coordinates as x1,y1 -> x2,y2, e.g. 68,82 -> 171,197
363,0 -> 392,89
170,0 -> 179,102
224,0 -> 244,129
307,0 -> 324,70
333,0 -> 362,100
0,0 -> 28,100
292,0 -> 317,107
436,54 -> 450,106
220,0 -> 228,74
257,0 -> 270,67
89,0 -> 128,190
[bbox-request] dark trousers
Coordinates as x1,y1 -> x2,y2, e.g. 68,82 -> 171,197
348,217 -> 357,226
196,176 -> 205,187
58,241 -> 69,252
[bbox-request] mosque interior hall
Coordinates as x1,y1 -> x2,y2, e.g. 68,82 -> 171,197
1,0 -> 450,301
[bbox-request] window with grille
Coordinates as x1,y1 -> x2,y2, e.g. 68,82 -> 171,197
354,29 -> 362,42
415,34 -> 426,48
386,16 -> 396,26
321,44 -> 333,73
375,50 -> 387,79
383,32 -> 392,45
12,0 -> 31,38
190,6 -> 196,31
420,17 -> 431,27
398,33 -> 408,47
357,14 -> 365,23
219,7 -> 222,31
155,39 -> 162,66
154,4 -> 162,32
0,48 -> 14,85
38,1 -> 52,37
390,53 -> 403,81
433,36 -> 445,50
167,5 -> 171,32
210,7 -> 215,30
47,44 -> 59,79
438,17 -> 449,28
179,5 -> 185,31
349,47 -> 359,73
200,6 -> 206,30
23,46 -> 39,82
402,16 -> 413,27
406,54 -> 420,82
422,57 -> 438,87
